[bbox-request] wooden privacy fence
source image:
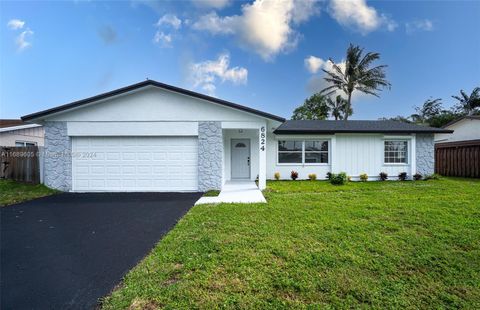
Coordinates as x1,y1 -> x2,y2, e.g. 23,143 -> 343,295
435,140 -> 480,178
0,146 -> 40,184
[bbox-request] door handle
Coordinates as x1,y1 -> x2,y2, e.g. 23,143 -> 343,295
247,157 -> 250,166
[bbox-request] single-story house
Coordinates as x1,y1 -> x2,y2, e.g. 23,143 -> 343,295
435,115 -> 480,143
21,80 -> 452,192
0,119 -> 44,147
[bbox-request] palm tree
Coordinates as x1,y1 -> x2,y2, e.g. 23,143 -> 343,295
452,87 -> 480,115
410,98 -> 443,124
320,44 -> 391,120
326,95 -> 351,120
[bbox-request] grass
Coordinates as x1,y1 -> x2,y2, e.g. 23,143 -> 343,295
102,178 -> 480,309
0,179 -> 58,206
203,190 -> 220,197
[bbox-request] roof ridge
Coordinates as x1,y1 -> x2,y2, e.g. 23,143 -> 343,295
22,79 -> 285,122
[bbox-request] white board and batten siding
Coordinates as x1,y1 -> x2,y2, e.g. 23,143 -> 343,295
72,136 -> 198,192
266,133 -> 414,180
335,134 -> 413,179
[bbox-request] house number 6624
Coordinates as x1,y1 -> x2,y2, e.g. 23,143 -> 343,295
260,126 -> 266,151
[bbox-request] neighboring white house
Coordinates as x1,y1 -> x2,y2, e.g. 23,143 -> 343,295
435,116 -> 480,143
21,80 -> 452,192
0,120 -> 44,147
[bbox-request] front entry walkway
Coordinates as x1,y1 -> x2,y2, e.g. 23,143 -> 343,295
195,181 -> 267,204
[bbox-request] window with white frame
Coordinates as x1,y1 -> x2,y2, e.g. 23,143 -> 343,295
278,140 -> 302,163
278,140 -> 329,164
15,141 -> 37,147
384,140 -> 408,164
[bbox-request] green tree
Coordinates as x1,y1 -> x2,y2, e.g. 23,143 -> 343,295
378,116 -> 412,123
428,111 -> 458,128
326,95 -> 351,120
291,94 -> 329,120
320,44 -> 391,120
452,87 -> 480,115
410,98 -> 443,124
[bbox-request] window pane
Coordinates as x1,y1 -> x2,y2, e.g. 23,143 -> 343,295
304,152 -> 328,163
384,140 -> 407,163
25,142 -> 36,146
305,141 -> 328,152
278,152 -> 302,163
278,140 -> 302,151
15,142 -> 25,147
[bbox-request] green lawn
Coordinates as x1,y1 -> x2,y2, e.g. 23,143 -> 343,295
0,179 -> 58,206
102,178 -> 480,309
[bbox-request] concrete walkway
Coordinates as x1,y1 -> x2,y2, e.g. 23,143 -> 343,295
195,181 -> 266,204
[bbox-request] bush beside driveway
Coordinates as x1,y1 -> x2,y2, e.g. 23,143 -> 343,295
102,178 -> 480,309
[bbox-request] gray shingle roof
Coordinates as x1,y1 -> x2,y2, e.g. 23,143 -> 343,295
274,120 -> 454,134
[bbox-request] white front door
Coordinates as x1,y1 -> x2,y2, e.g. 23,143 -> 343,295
231,139 -> 250,179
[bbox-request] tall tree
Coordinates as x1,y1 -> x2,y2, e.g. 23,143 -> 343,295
410,98 -> 443,124
326,95 -> 351,120
452,87 -> 480,115
291,94 -> 329,120
320,44 -> 391,120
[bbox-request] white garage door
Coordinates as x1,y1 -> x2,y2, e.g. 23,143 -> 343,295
72,137 -> 198,192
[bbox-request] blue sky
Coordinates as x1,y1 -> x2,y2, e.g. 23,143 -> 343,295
1,0 -> 479,120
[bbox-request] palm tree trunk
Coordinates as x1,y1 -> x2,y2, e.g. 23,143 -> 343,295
345,92 -> 352,120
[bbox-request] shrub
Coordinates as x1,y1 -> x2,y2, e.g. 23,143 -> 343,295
347,176 -> 352,182
359,173 -> 368,182
398,172 -> 408,181
291,171 -> 298,180
326,172 -> 332,180
274,172 -> 281,181
424,173 -> 440,181
330,172 -> 348,185
379,172 -> 388,181
308,173 -> 317,181
413,173 -> 422,181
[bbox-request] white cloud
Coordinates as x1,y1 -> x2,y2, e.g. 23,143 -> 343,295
16,29 -> 34,51
7,19 -> 25,30
304,56 -> 326,74
328,0 -> 396,34
192,0 -> 319,61
192,11 -> 236,34
194,0 -> 231,9
156,14 -> 182,29
153,31 -> 172,47
406,19 -> 434,34
7,19 -> 34,51
189,53 -> 248,96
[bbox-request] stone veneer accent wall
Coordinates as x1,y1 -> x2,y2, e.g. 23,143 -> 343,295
416,133 -> 435,176
198,121 -> 223,191
44,121 -> 72,191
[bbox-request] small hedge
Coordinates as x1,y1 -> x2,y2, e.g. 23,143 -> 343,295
398,172 -> 408,181
330,172 -> 348,185
359,173 -> 368,182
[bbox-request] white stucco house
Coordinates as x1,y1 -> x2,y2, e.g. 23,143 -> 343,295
435,115 -> 480,143
21,80 -> 452,192
0,120 -> 44,147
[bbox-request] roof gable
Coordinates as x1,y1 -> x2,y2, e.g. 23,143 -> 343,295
442,115 -> 480,129
22,80 -> 285,122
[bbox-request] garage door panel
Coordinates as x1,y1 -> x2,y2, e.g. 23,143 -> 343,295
72,137 -> 198,192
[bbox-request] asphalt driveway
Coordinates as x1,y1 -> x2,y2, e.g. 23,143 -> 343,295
0,192 -> 202,310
